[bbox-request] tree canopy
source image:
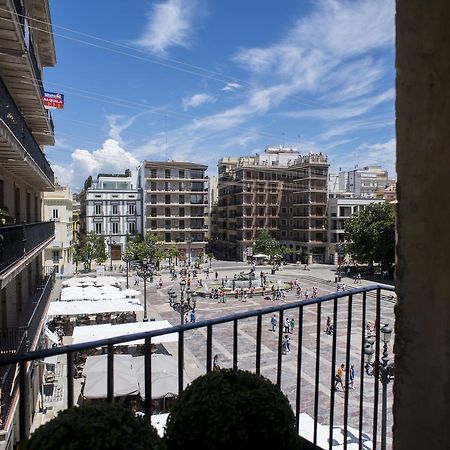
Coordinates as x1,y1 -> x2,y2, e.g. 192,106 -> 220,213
254,231 -> 281,258
73,232 -> 107,270
344,202 -> 395,270
124,233 -> 165,264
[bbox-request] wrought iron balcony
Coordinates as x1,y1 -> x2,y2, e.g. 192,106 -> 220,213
0,284 -> 395,448
0,221 -> 55,274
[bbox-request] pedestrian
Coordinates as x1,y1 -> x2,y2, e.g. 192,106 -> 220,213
349,364 -> 355,389
357,273 -> 362,284
215,271 -> 218,280
326,316 -> 333,335
334,364 -> 345,391
190,309 -> 196,323
134,276 -> 139,286
289,317 -> 295,334
213,354 -> 221,371
283,334 -> 291,354
159,278 -> 163,289
284,317 -> 290,333
312,286 -> 318,298
270,314 -> 277,332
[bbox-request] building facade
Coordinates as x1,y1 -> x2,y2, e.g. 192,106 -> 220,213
326,194 -> 384,264
81,172 -> 143,264
42,184 -> 73,274
140,161 -> 208,261
0,0 -> 57,445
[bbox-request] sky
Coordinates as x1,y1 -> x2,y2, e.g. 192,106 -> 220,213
44,0 -> 395,191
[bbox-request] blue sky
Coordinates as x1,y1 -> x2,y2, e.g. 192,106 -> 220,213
45,0 -> 395,191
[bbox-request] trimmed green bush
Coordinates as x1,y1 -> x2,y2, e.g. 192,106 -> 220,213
164,369 -> 302,450
21,403 -> 166,450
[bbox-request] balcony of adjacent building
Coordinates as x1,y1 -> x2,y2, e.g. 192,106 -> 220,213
0,76 -> 54,189
0,221 -> 54,288
0,0 -> 56,145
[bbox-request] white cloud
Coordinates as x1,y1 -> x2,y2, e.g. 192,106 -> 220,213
51,139 -> 140,190
134,0 -> 196,54
182,93 -> 215,110
221,82 -> 242,92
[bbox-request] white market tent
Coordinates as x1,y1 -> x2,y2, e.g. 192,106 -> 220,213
150,413 -> 169,438
253,253 -> 269,259
121,288 -> 141,298
47,300 -> 143,317
83,354 -> 140,399
133,354 -> 189,399
71,321 -> 177,346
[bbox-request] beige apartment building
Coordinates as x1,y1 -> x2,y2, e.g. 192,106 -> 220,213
0,0 -> 57,446
140,161 -> 208,262
213,148 -> 329,263
43,184 -> 73,275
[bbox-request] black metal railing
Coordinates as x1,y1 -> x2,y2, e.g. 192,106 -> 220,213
0,273 -> 54,430
0,221 -> 55,273
0,77 -> 54,183
0,284 -> 395,449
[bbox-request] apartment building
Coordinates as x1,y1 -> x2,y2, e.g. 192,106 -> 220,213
214,147 -> 301,261
81,172 -> 142,263
0,0 -> 57,445
336,166 -> 396,198
327,194 -> 384,264
42,184 -> 73,274
140,161 -> 208,261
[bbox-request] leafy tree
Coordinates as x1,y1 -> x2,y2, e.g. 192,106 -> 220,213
253,231 -> 280,258
344,202 -> 395,271
83,176 -> 93,192
166,244 -> 179,265
124,233 -> 165,266
74,232 -> 107,270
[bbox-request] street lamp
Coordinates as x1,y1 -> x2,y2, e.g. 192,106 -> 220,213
137,259 -> 154,322
187,238 -> 192,267
108,238 -> 116,271
364,324 -> 394,450
122,254 -> 131,289
168,284 -> 196,324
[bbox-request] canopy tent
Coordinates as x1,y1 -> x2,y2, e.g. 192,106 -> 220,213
253,254 -> 269,259
150,413 -> 169,437
44,327 -> 59,345
47,300 -> 143,317
71,321 -> 177,346
99,285 -> 120,294
133,354 -> 189,399
121,288 -> 141,298
83,354 -> 139,399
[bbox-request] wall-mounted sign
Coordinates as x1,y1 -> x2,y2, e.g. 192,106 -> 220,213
43,92 -> 64,109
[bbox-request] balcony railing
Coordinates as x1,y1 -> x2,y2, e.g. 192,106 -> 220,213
0,284 -> 395,447
0,273 -> 55,431
0,221 -> 55,273
0,77 -> 54,183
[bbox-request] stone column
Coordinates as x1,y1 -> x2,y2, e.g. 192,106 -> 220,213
395,1 -> 450,449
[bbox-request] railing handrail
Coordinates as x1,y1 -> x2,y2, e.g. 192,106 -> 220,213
0,284 -> 395,366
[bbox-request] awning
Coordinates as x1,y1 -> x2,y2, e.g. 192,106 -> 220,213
44,327 -> 59,345
47,299 -> 143,317
71,321 -> 177,346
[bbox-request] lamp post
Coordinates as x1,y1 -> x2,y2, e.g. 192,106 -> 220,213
137,260 -> 154,322
187,238 -> 192,267
167,283 -> 196,324
122,254 -> 131,289
108,238 -> 116,271
364,324 -> 394,450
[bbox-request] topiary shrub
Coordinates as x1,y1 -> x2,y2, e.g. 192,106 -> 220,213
164,369 -> 302,450
21,403 -> 166,450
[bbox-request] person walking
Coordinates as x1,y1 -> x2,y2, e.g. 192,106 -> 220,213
190,309 -> 196,323
289,317 -> 295,334
284,317 -> 290,334
349,364 -> 355,389
282,334 -> 291,354
334,364 -> 345,391
215,271 -> 219,280
270,314 -> 277,332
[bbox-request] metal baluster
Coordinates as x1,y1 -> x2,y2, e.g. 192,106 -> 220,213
206,324 -> 212,372
233,319 -> 238,370
256,314 -> 262,375
144,337 -> 152,417
295,306 -> 304,433
107,344 -> 114,403
178,330 -> 184,394
359,292 -> 367,449
343,294 -> 353,450
372,289 -> 381,449
313,302 -> 322,445
276,309 -> 284,387
19,360 -> 27,441
67,352 -> 74,409
329,298 -> 338,450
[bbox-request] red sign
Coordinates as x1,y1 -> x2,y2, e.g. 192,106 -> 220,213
43,92 -> 64,109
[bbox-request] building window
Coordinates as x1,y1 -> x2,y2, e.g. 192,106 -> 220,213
112,204 -> 118,215
165,207 -> 171,217
179,169 -> 185,178
179,207 -> 185,217
165,232 -> 171,242
151,220 -> 157,230
52,208 -> 59,219
165,169 -> 171,178
128,203 -> 135,215
165,220 -> 171,230
150,181 -> 157,191
95,194 -> 101,198
95,204 -> 102,215
95,222 -> 102,233
151,195 -> 157,204
165,181 -> 171,191
128,222 -> 136,234
165,195 -> 171,205
179,195 -> 185,204
52,250 -> 60,263
150,169 -> 157,178
128,195 -> 135,198
112,195 -> 118,199
179,220 -> 185,230
112,222 -> 119,234
151,208 -> 157,217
